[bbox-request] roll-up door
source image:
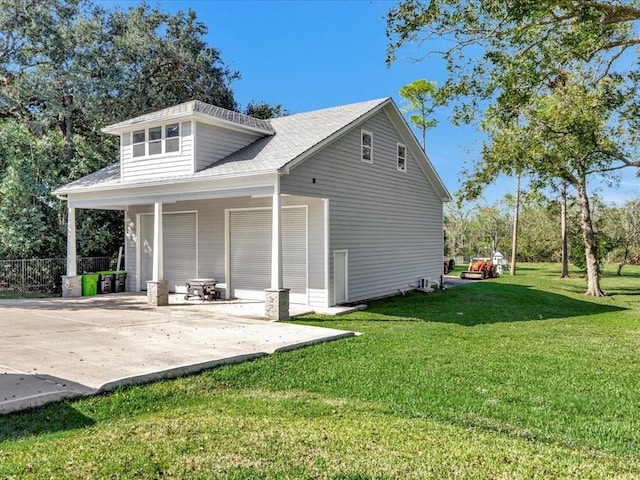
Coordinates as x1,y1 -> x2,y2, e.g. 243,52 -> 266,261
229,209 -> 271,297
140,212 -> 197,293
229,207 -> 307,303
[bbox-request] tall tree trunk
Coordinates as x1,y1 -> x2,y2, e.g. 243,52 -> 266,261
576,179 -> 604,296
560,181 -> 569,278
617,247 -> 628,276
62,93 -> 74,161
509,174 -> 520,275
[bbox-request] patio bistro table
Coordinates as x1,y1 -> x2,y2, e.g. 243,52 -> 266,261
184,278 -> 217,301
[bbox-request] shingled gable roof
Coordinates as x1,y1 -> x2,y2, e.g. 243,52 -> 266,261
101,100 -> 275,135
198,97 -> 391,176
54,97 -> 451,202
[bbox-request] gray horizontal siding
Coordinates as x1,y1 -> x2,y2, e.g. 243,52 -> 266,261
282,109 -> 444,305
125,195 -> 325,302
121,121 -> 193,182
195,122 -> 262,172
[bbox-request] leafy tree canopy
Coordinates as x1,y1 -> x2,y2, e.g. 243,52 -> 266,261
387,0 -> 640,296
244,101 -> 289,119
387,0 -> 640,122
0,0 -> 240,259
399,79 -> 438,149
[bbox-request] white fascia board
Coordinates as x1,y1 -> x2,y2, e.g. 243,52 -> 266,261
102,111 -> 272,137
65,172 -> 279,209
383,103 -> 453,202
101,112 -> 194,135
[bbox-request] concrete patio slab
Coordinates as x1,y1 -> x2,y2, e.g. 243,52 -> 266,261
0,294 -> 357,414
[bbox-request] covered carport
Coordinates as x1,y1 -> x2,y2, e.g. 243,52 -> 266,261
54,169 -> 300,321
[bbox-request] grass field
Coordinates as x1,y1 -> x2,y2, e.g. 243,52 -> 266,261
1,263 -> 639,479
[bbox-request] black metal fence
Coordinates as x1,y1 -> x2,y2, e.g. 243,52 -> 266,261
0,257 -> 113,295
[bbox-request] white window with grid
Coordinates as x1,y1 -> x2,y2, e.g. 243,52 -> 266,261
397,143 -> 407,172
361,129 -> 373,164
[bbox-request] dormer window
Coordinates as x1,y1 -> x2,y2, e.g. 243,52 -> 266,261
149,126 -> 162,155
165,123 -> 180,152
131,123 -> 181,158
132,130 -> 146,157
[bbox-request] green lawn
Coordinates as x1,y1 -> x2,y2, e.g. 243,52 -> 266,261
1,263 -> 639,479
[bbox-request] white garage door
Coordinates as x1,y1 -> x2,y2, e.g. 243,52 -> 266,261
140,212 -> 197,293
229,207 -> 307,303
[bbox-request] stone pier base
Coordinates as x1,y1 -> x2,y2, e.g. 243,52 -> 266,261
62,275 -> 83,298
265,288 -> 290,321
147,280 -> 169,306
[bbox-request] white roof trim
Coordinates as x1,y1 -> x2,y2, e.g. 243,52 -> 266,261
382,102 -> 452,202
56,98 -> 451,202
55,169 -> 278,196
281,98 -> 452,202
280,98 -> 392,173
101,100 -> 274,136
64,172 -> 279,209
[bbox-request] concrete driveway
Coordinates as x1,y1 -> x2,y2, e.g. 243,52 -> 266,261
0,294 -> 356,414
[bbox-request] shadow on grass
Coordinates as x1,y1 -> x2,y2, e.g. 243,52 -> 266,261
305,282 -> 626,327
0,402 -> 95,443
607,287 -> 640,296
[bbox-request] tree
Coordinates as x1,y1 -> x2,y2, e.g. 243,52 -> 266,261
474,200 -> 513,258
560,181 -> 570,278
605,199 -> 640,275
244,101 -> 289,119
517,198 -> 562,263
444,200 -> 477,257
509,174 -> 521,275
399,79 -> 438,150
0,0 -> 239,259
386,1 -> 640,296
387,1 -> 640,123
0,121 -> 65,258
567,193 -> 611,275
478,77 -> 634,295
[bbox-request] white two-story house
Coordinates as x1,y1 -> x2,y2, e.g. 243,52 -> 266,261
54,98 -> 451,319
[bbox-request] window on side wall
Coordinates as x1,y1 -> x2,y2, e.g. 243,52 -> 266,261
165,123 -> 180,152
148,126 -> 162,155
397,143 -> 407,172
361,130 -> 373,164
132,130 -> 146,157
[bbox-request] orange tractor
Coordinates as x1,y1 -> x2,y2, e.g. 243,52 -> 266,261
460,258 -> 498,280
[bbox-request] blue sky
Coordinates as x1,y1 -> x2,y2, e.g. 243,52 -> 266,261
113,0 -> 638,205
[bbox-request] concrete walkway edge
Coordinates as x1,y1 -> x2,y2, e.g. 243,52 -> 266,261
96,352 -> 271,394
1,330 -> 357,415
1,294 -> 365,415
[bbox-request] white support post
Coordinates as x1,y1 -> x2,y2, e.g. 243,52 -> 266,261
62,205 -> 81,297
271,176 -> 283,290
152,202 -> 164,281
265,175 -> 289,320
67,206 -> 77,277
147,202 -> 168,306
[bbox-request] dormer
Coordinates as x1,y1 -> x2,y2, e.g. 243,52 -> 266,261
101,101 -> 275,182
